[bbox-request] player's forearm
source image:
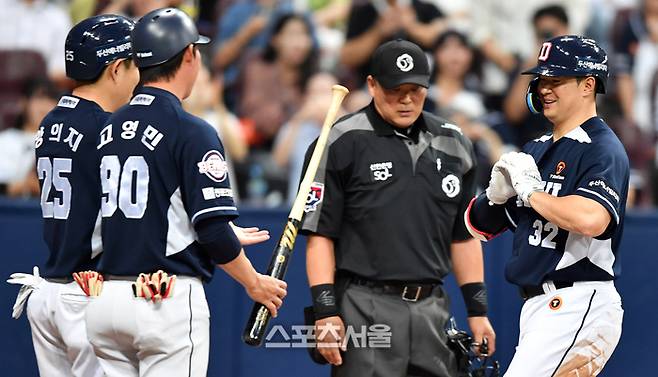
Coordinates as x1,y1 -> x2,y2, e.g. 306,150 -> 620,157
218,250 -> 259,289
306,235 -> 336,285
450,238 -> 484,285
529,192 -> 611,237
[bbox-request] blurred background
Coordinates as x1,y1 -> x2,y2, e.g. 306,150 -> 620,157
1,0 -> 657,375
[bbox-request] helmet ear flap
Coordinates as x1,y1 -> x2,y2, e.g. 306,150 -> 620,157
526,77 -> 542,114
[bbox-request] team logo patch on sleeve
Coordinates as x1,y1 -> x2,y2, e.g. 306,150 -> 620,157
304,182 -> 324,213
197,150 -> 228,182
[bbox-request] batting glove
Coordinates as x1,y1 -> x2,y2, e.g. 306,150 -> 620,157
7,266 -> 43,319
485,161 -> 516,205
498,152 -> 543,206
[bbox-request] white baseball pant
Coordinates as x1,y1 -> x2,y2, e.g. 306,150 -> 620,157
85,276 -> 210,377
26,280 -> 103,377
505,281 -> 623,377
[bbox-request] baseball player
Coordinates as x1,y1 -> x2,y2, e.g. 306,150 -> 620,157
466,35 -> 627,376
85,8 -> 286,376
6,15 -> 138,377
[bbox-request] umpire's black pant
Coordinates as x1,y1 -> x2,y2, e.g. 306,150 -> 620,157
332,282 -> 458,377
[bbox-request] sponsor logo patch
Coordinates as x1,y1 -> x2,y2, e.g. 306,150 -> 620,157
441,174 -> 460,198
96,42 -> 131,58
130,94 -> 155,106
549,296 -> 562,311
304,182 -> 324,213
370,161 -> 393,181
57,96 -> 79,109
202,187 -> 233,200
587,179 -> 620,203
197,150 -> 228,182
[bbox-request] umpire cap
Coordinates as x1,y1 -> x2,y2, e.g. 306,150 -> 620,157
131,8 -> 210,68
370,39 -> 430,89
522,35 -> 608,94
65,15 -> 135,81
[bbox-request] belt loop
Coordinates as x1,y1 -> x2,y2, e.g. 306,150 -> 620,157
543,280 -> 556,294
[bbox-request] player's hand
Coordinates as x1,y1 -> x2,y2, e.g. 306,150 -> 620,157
246,273 -> 287,318
485,161 -> 516,204
467,316 -> 496,357
498,152 -> 543,206
230,222 -> 270,246
315,315 -> 346,366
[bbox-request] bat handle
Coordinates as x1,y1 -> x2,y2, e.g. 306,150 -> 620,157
242,304 -> 271,346
242,224 -> 296,347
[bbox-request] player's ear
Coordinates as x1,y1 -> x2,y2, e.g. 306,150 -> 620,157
107,59 -> 124,83
183,44 -> 196,63
366,75 -> 377,97
581,76 -> 596,97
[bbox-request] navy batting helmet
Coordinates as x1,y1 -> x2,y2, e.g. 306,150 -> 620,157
131,8 -> 210,68
65,15 -> 135,81
523,35 -> 608,114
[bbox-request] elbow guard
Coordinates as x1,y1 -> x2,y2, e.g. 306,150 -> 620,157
464,194 -> 510,242
195,217 -> 242,264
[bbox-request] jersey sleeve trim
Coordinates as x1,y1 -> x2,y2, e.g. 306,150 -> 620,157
576,187 -> 620,224
191,206 -> 238,224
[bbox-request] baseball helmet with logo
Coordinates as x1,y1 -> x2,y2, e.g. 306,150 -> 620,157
130,8 -> 210,68
522,35 -> 608,114
65,15 -> 135,81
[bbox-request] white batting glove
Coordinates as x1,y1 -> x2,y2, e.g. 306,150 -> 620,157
498,152 -> 543,206
485,161 -> 516,205
6,266 -> 43,319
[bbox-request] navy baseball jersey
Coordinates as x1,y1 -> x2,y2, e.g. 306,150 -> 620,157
35,95 -> 109,278
96,87 -> 238,280
503,117 -> 629,286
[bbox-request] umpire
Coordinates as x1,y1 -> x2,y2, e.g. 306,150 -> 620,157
301,39 -> 496,377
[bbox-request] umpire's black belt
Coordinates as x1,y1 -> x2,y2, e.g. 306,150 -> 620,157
520,281 -> 574,300
348,275 -> 440,302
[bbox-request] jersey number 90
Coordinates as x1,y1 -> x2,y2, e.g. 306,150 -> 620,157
100,155 -> 149,219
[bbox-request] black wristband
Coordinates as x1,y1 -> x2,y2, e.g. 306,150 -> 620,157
310,284 -> 339,320
460,282 -> 488,317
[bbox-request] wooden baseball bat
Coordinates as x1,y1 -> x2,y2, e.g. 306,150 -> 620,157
242,85 -> 349,347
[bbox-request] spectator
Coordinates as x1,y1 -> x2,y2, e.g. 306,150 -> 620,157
427,30 -> 502,190
0,0 -> 71,84
272,72 -> 341,204
238,12 -> 317,149
0,79 -> 60,197
610,0 -> 658,205
184,64 -> 248,199
212,0 -> 293,109
469,0 -> 590,110
339,0 -> 448,88
502,4 -> 571,147
613,0 -> 658,134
